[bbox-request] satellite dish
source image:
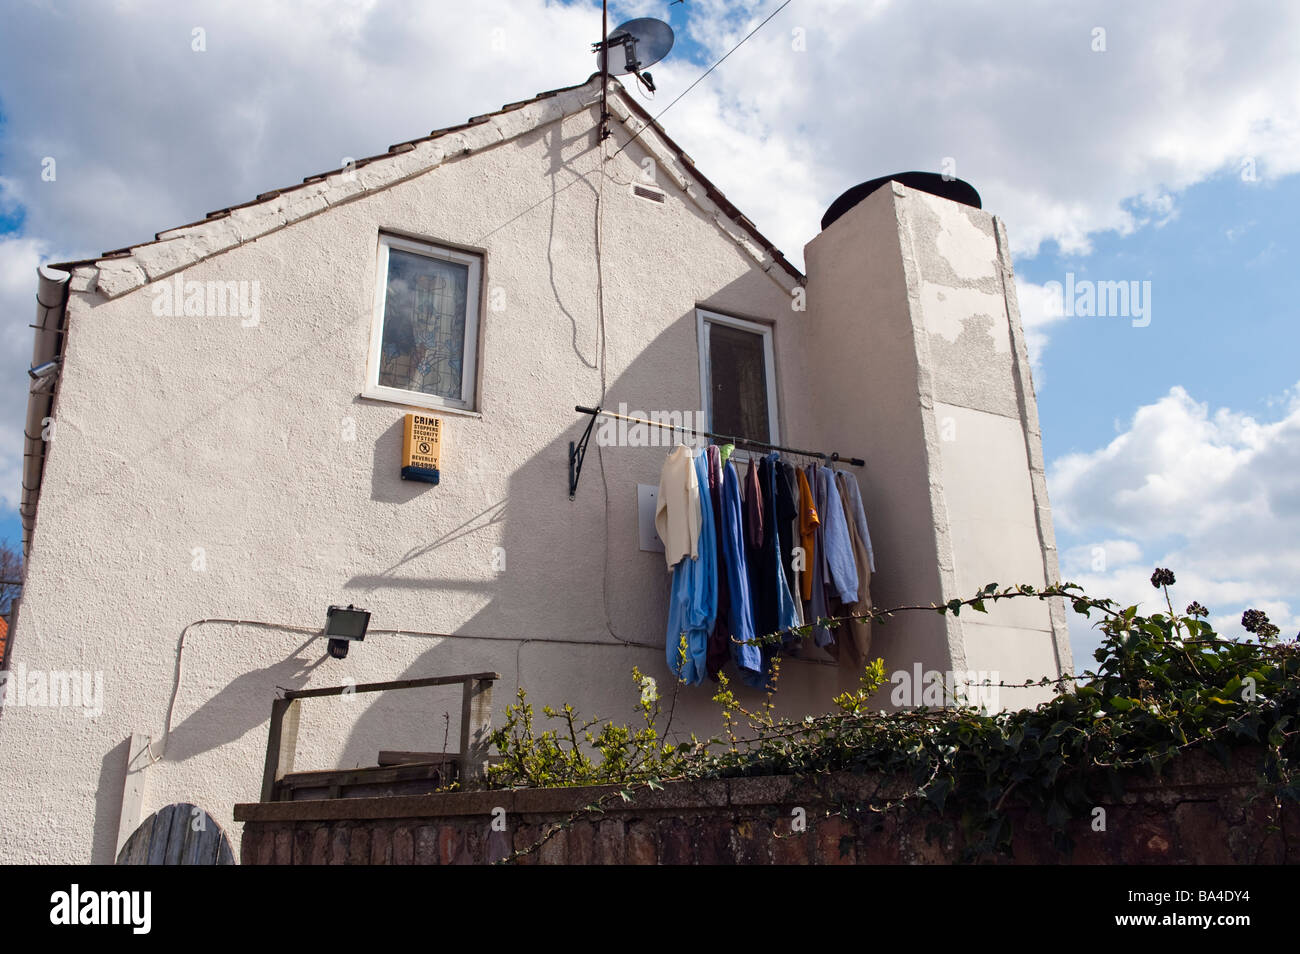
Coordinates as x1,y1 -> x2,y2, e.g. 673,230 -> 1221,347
594,18 -> 674,91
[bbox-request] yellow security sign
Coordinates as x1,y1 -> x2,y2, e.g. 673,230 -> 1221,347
401,413 -> 442,484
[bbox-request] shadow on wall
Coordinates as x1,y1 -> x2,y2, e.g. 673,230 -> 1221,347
155,117 -> 919,780
349,495 -> 508,590
160,637 -> 326,763
541,118 -> 604,373
320,109 -> 921,764
329,286 -> 913,768
330,316 -> 695,770
370,417 -> 431,505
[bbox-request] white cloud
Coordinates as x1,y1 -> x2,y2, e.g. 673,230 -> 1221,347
4,0 -> 1297,270
1060,539 -> 1143,576
663,0 -> 1300,262
1049,385 -> 1300,664
0,2 -> 604,254
1050,386 -> 1287,540
655,0 -> 1300,367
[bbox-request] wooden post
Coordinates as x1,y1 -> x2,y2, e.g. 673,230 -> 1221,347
114,732 -> 151,860
260,697 -> 301,802
458,677 -> 494,785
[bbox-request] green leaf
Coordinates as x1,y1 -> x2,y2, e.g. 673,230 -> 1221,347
925,776 -> 952,813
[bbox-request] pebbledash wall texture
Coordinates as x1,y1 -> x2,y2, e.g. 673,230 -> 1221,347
1,74 -> 1070,863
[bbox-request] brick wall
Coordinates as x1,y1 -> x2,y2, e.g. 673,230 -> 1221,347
234,749 -> 1297,864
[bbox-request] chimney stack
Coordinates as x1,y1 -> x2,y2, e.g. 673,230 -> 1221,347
803,178 -> 1072,709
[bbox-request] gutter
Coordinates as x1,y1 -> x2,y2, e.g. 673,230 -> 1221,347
21,265 -> 71,560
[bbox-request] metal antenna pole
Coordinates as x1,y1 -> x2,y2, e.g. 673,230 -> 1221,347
599,0 -> 610,140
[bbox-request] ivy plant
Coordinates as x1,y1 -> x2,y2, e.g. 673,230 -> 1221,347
485,570 -> 1299,859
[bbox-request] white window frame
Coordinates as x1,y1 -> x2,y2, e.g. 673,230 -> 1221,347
696,308 -> 780,448
364,234 -> 482,413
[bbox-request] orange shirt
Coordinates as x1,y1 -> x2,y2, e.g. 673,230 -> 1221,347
796,467 -> 819,601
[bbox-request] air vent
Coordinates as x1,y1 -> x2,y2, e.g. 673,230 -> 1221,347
632,184 -> 666,204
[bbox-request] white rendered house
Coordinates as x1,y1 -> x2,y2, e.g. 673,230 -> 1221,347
1,73 -> 1070,863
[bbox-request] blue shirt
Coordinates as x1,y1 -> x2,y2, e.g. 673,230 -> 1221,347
818,465 -> 859,604
718,458 -> 764,684
665,450 -> 718,685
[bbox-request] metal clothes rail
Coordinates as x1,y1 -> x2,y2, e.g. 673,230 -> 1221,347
568,404 -> 866,499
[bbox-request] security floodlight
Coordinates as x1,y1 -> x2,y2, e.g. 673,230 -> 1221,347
28,358 -> 61,380
324,604 -> 370,659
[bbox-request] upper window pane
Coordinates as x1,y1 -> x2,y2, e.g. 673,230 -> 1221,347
379,249 -> 471,402
700,313 -> 776,446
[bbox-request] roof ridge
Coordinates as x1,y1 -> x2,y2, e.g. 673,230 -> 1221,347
62,73 -> 801,298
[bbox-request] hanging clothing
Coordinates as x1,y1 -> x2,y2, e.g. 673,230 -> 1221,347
829,470 -> 874,668
835,468 -> 876,574
776,460 -> 800,616
717,457 -> 764,685
752,454 -> 800,670
771,456 -> 801,644
664,449 -> 717,685
744,457 -> 763,550
742,455 -> 765,662
796,467 -> 819,602
655,444 -> 700,571
705,446 -> 730,679
805,462 -> 833,647
782,461 -> 805,628
817,465 -> 859,604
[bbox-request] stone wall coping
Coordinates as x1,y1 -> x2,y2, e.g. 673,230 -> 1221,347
233,750 -> 1262,824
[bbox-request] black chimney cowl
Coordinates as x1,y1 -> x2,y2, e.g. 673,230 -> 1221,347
821,172 -> 981,231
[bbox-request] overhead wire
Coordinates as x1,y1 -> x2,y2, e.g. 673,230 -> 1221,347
614,0 -> 797,159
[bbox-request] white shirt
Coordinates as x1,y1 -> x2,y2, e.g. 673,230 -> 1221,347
655,445 -> 701,570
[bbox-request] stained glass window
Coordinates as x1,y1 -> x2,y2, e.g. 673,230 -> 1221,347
368,235 -> 481,411
379,250 -> 470,401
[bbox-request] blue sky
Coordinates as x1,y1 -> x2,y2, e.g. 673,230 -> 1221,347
1027,171 -> 1300,460
1021,167 -> 1300,658
1,0 -> 1297,667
